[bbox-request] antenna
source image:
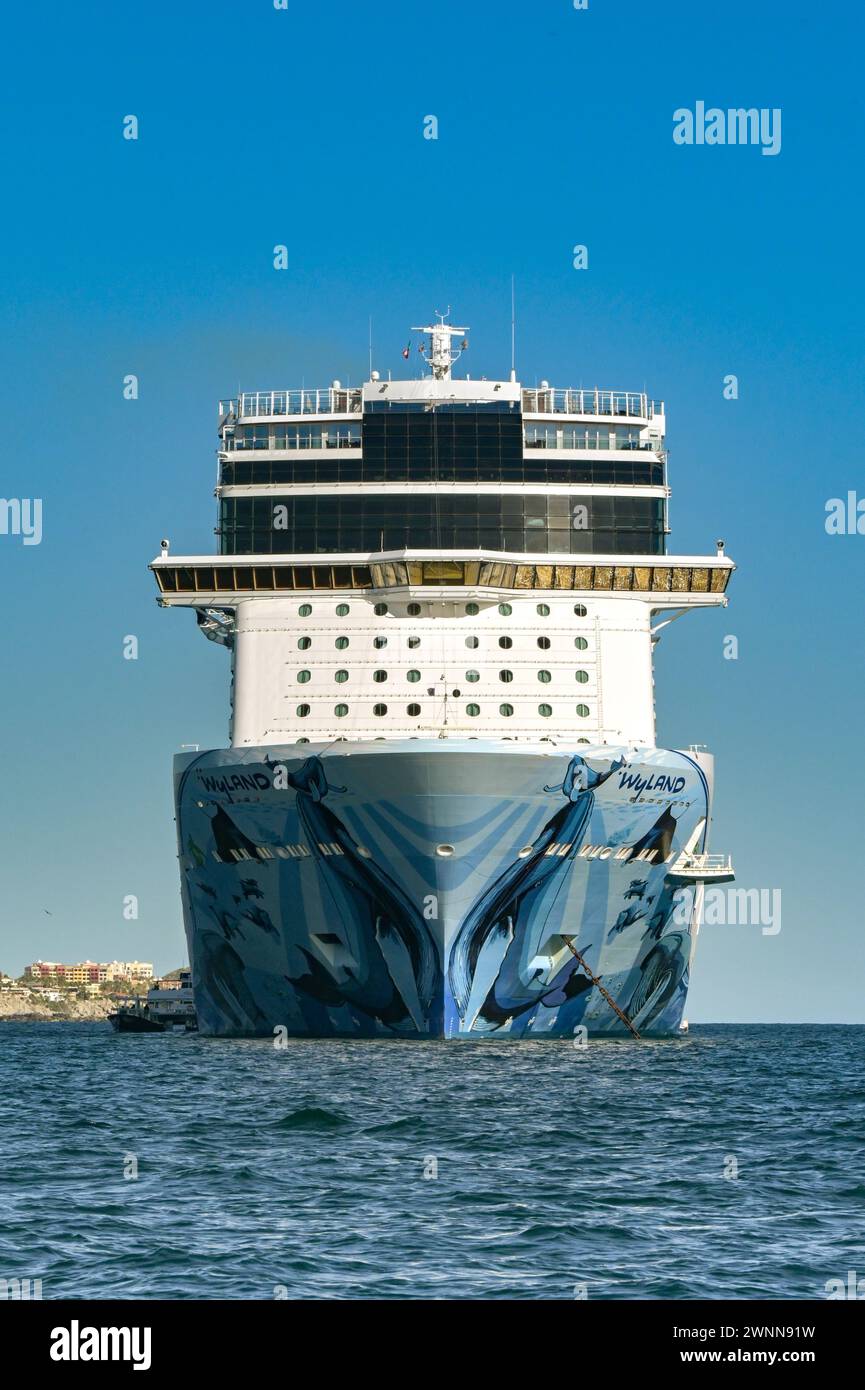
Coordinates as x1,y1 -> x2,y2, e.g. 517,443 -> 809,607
411,309 -> 469,381
368,316 -> 373,378
510,275 -> 516,381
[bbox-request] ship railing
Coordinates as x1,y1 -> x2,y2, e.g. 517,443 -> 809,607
219,388 -> 364,419
522,389 -> 663,419
668,852 -> 734,878
222,432 -> 362,453
524,431 -> 664,452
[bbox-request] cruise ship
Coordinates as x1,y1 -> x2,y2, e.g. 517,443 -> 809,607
151,314 -> 734,1039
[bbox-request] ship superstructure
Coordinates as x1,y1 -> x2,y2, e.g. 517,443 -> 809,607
152,315 -> 734,1038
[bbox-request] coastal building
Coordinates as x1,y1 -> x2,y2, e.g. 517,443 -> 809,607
24,960 -> 154,985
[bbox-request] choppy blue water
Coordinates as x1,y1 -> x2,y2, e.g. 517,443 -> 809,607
0,1023 -> 862,1300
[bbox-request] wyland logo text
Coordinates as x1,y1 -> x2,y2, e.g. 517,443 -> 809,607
618,771 -> 686,795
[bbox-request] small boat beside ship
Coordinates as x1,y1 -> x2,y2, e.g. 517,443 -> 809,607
109,970 -> 197,1033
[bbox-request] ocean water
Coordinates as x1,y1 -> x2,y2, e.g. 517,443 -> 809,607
0,1023 -> 862,1301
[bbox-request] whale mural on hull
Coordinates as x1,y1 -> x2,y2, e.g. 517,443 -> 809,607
175,743 -> 710,1039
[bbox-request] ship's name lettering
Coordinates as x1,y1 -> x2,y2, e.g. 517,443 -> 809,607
618,772 -> 686,794
199,773 -> 272,793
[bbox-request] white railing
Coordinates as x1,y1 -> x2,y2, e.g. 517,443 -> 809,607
522,389 -> 663,419
220,388 -> 363,419
669,852 -> 734,876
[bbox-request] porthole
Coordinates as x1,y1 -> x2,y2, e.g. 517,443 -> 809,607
407,703 -> 421,717
406,670 -> 421,683
407,636 -> 421,649
334,704 -> 348,718
465,636 -> 479,649
575,636 -> 588,650
498,603 -> 512,616
498,636 -> 513,649
373,670 -> 388,683
465,670 -> 480,683
576,704 -> 590,718
373,703 -> 388,716
297,636 -> 311,650
297,670 -> 311,683
374,602 -> 388,616
517,845 -> 534,859
407,602 -> 421,616
499,703 -> 514,717
466,703 -> 480,717
298,603 -> 312,617
436,844 -> 455,857
537,636 -> 551,650
537,603 -> 550,616
336,603 -> 350,616
335,636 -> 349,650
538,703 -> 552,718
575,670 -> 589,683
373,636 -> 388,649
538,670 -> 552,684
296,704 -> 310,717
574,603 -> 587,617
499,670 -> 513,683
334,670 -> 349,683
465,602 -> 479,615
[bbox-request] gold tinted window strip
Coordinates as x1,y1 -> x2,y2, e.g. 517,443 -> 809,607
154,562 -> 730,595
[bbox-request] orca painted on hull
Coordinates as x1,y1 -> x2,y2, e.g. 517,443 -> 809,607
174,741 -> 710,1039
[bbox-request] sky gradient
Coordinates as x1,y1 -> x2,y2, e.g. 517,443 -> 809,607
1,0 -> 863,1022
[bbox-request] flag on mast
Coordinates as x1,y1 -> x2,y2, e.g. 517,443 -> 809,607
401,341 -> 411,359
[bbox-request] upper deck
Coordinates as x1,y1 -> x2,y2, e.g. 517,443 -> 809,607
219,382 -> 664,426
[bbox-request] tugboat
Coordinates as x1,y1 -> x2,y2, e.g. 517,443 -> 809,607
109,970 -> 197,1033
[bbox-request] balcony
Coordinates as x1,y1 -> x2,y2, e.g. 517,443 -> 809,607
524,427 -> 664,452
522,389 -> 663,419
219,387 -> 363,419
666,852 -> 735,884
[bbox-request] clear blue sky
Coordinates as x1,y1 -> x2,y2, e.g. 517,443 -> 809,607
1,0 -> 862,1021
